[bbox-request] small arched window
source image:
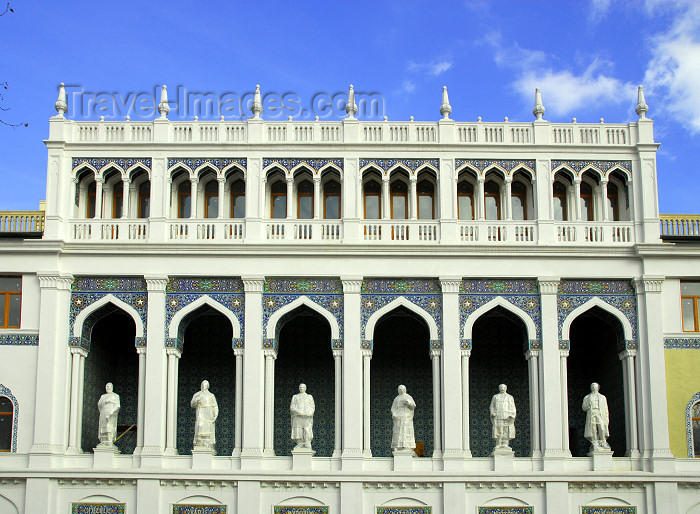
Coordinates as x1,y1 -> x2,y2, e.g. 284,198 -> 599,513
391,180 -> 408,220
86,182 -> 96,219
230,179 -> 245,218
364,180 -> 381,219
138,182 -> 150,218
112,182 -> 123,218
553,181 -> 568,221
0,396 -> 13,452
607,182 -> 619,221
417,180 -> 434,220
297,180 -> 314,219
204,181 -> 218,219
484,180 -> 501,220
580,182 -> 594,221
457,180 -> 474,220
271,181 -> 287,218
693,400 -> 700,458
511,181 -> 527,221
178,181 -> 191,218
324,180 -> 341,219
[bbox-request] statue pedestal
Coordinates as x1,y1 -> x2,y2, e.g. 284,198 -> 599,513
93,444 -> 119,468
491,446 -> 514,471
191,447 -> 215,469
588,448 -> 613,471
292,447 -> 315,470
392,449 -> 415,471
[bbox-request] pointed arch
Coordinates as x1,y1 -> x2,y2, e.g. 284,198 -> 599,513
386,162 -> 412,178
195,162 -> 220,179
73,162 -> 98,178
463,296 -> 537,341
266,296 -> 339,339
560,297 -> 633,341
319,162 -> 343,179
580,164 -> 605,181
168,162 -> 194,178
551,163 -> 577,180
364,296 -> 439,341
483,163 -> 508,179
455,161 -> 481,177
0,383 -> 19,453
222,162 -> 246,178
415,162 -> 439,176
73,294 -> 144,339
126,163 -> 151,180
98,162 -> 126,180
168,295 -> 241,339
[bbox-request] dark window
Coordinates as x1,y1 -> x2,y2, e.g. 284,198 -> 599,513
607,183 -> 619,221
0,396 -> 12,452
580,182 -> 594,221
417,180 -> 434,220
271,181 -> 287,218
231,180 -> 245,218
86,182 -> 96,218
391,180 -> 408,220
484,180 -> 501,220
138,182 -> 150,218
204,181 -> 218,219
324,180 -> 341,219
297,180 -> 314,219
457,181 -> 474,220
112,182 -> 123,218
178,181 -> 191,218
0,276 -> 21,329
511,181 -> 527,221
364,180 -> 381,219
553,181 -> 568,221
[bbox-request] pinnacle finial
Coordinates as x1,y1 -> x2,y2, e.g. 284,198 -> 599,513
635,85 -> 648,119
440,86 -> 452,120
54,83 -> 67,117
251,84 -> 263,119
346,84 -> 358,118
157,85 -> 170,118
533,87 -> 545,120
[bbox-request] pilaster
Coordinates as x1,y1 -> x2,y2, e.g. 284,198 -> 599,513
341,276 -> 363,470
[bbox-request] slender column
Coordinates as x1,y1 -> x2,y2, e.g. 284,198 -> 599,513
430,349 -> 442,457
409,177 -> 417,220
601,179 -> 609,221
505,177 -> 513,220
233,348 -> 243,455
341,277 -> 363,468
573,178 -> 582,220
76,353 -> 86,447
263,349 -> 277,454
620,349 -> 640,457
286,177 -> 294,219
67,348 -> 87,453
333,349 -> 342,457
70,177 -> 79,218
121,177 -> 131,218
526,349 -> 542,457
476,176 -> 485,220
217,177 -> 225,218
440,277 -> 463,464
560,350 -> 570,453
135,347 -> 146,452
381,176 -> 390,220
461,349 -> 471,456
313,176 -> 321,220
362,349 -> 372,456
94,177 -> 104,219
164,348 -> 181,454
189,176 -> 199,219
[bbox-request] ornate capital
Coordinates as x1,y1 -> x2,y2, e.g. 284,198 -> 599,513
243,276 -> 265,293
538,277 -> 560,295
439,277 -> 461,294
559,350 -> 570,359
70,347 -> 88,358
166,348 -> 182,358
332,349 -> 343,359
341,277 -> 362,294
263,349 -> 278,359
37,272 -> 73,291
430,349 -> 442,359
362,349 -> 373,359
525,349 -> 540,360
460,349 -> 472,358
145,275 -> 169,292
619,349 -> 638,360
233,348 -> 244,357
136,346 -> 146,355
635,276 -> 664,294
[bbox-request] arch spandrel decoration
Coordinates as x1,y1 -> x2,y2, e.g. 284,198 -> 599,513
72,157 -> 152,176
359,158 -> 439,176
0,383 -> 18,453
455,159 -> 535,178
557,280 -> 637,351
262,279 -> 343,350
459,280 -> 541,351
686,392 -> 700,458
69,277 -> 148,350
361,279 -> 442,349
551,159 -> 632,179
263,158 -> 343,176
168,157 -> 247,176
165,278 -> 244,351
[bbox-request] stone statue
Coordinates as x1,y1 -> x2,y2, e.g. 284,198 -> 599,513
290,383 -> 315,449
582,382 -> 611,452
391,385 -> 416,452
97,382 -> 120,447
191,380 -> 219,450
490,383 -> 516,449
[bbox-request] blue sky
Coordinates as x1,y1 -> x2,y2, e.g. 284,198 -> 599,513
1,0 -> 699,213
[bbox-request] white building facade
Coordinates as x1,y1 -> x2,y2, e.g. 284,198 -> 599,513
0,85 -> 699,514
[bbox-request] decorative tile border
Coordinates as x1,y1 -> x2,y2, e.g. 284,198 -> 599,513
455,159 -> 535,176
664,338 -> 700,349
274,507 -> 329,514
581,508 -> 636,514
551,160 -> 632,176
686,391 -> 700,458
263,158 -> 343,174
168,158 -> 246,173
360,158 -> 439,175
72,157 -> 151,174
478,508 -> 533,514
172,506 -> 226,514
0,384 -> 18,452
72,504 -> 125,514
0,333 -> 38,346
376,508 -> 431,514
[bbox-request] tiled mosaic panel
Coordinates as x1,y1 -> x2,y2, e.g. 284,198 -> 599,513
274,507 -> 329,514
81,311 -> 139,453
370,310 -> 433,458
581,508 -> 636,514
72,503 -> 125,514
478,508 -> 533,514
177,314 -> 236,456
168,157 -> 246,173
72,157 -> 152,173
567,310 -> 626,457
172,506 -> 227,514
469,309 -> 531,457
359,158 -> 438,174
455,159 -> 536,176
376,508 -> 431,514
0,333 -> 39,345
263,158 -> 343,173
274,314 -> 335,457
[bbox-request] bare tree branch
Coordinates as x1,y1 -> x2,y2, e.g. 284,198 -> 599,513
0,3 -> 13,16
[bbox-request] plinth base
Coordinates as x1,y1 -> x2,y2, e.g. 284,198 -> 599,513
392,449 -> 415,471
588,448 -> 613,470
491,446 -> 514,471
292,447 -> 315,470
93,444 -> 119,468
192,447 -> 215,469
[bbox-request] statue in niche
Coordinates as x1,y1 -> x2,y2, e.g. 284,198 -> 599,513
290,383 -> 315,449
97,382 -> 120,447
582,382 -> 611,452
490,383 -> 516,450
391,384 -> 416,452
191,380 -> 219,450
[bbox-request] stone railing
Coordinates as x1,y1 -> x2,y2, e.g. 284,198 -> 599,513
660,214 -> 700,237
0,211 -> 45,234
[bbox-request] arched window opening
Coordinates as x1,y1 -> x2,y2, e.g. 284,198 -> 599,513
324,179 -> 341,219
0,396 -> 13,452
511,181 -> 527,221
457,180 -> 474,220
364,179 -> 381,219
553,181 -> 568,221
607,182 -> 619,221
138,182 -> 150,218
297,180 -> 314,219
484,180 -> 501,220
204,180 -> 218,219
230,179 -> 245,218
178,181 -> 191,218
391,180 -> 408,220
580,182 -> 594,221
417,180 -> 434,220
692,400 -> 700,458
87,181 -> 97,219
112,182 -> 123,218
270,180 -> 287,219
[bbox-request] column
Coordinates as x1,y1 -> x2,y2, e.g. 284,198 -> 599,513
573,178 -> 582,221
430,349 -> 442,458
135,347 -> 146,452
461,349 -> 471,456
600,179 -> 609,221
286,177 -> 294,219
189,176 -> 199,219
440,277 -> 464,465
164,348 -> 181,455
341,277 -> 363,468
76,349 -> 86,447
94,177 -> 104,219
333,349 -> 342,457
67,347 -> 87,453
263,349 -> 277,455
121,177 -> 131,218
619,349 -> 639,457
313,176 -> 321,220
476,176 -> 485,220
381,176 -> 390,220
70,177 -> 79,219
504,177 -> 513,220
362,349 -> 372,456
409,177 -> 417,220
217,177 -> 225,219
526,349 -> 542,457
233,348 -> 243,456
559,350 -> 570,454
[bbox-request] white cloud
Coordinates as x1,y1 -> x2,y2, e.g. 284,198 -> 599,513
589,0 -> 612,22
407,60 -> 453,76
401,80 -> 417,94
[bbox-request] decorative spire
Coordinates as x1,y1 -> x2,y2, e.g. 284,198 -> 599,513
635,85 -> 648,119
251,84 -> 263,119
54,83 -> 67,117
157,85 -> 170,118
346,85 -> 358,118
532,88 -> 545,120
439,86 -> 452,120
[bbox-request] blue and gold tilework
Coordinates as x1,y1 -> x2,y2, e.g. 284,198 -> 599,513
274,507 -> 329,514
172,505 -> 227,514
580,508 -> 636,514
72,157 -> 152,174
0,333 -> 38,345
168,158 -> 246,174
551,160 -> 632,177
455,159 -> 535,177
72,503 -> 125,514
477,508 -> 534,514
263,158 -> 343,174
376,508 -> 432,514
360,158 -> 438,175
0,383 -> 19,452
664,337 -> 700,349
